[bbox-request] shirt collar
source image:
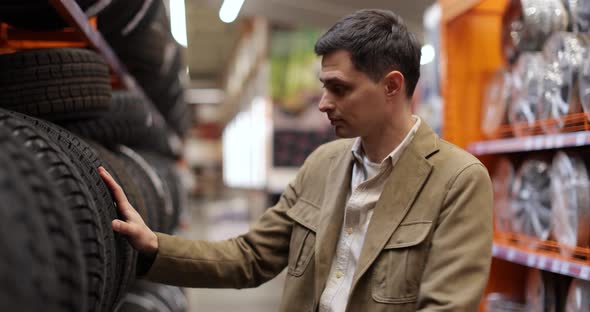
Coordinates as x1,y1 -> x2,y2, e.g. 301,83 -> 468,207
351,115 -> 421,166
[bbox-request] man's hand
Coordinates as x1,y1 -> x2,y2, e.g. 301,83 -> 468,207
99,166 -> 159,255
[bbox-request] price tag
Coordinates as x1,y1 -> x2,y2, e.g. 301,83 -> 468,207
560,262 -> 570,275
527,254 -> 536,267
524,138 -> 534,150
576,132 -> 586,146
555,135 -> 564,148
507,249 -> 517,262
534,137 -> 544,149
552,260 -> 561,272
538,257 -> 547,269
581,266 -> 590,280
545,136 -> 554,149
491,141 -> 502,153
473,145 -> 481,155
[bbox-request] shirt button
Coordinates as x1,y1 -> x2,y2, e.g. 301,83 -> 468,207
336,271 -> 344,279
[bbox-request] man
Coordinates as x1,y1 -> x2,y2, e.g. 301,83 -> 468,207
99,9 -> 493,312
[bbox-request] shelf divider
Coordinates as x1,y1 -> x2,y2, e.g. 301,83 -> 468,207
467,131 -> 590,155
493,241 -> 590,280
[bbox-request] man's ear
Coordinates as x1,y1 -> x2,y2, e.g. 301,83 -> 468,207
383,71 -> 404,97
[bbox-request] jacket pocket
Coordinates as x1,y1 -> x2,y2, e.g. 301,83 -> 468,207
286,200 -> 319,277
372,221 -> 433,304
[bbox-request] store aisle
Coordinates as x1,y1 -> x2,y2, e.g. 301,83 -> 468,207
180,196 -> 285,312
186,275 -> 285,312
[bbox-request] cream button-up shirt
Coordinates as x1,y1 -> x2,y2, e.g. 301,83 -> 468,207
318,116 -> 421,312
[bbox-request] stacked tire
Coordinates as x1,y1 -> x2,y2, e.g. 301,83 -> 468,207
114,281 -> 188,312
0,1 -> 191,310
97,0 -> 192,137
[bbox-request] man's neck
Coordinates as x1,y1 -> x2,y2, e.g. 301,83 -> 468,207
360,116 -> 415,163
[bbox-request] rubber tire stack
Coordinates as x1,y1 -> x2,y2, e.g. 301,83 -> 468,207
0,5 -> 190,309
0,48 -> 112,120
114,281 -> 189,312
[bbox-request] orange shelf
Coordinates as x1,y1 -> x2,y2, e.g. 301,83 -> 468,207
493,233 -> 590,280
439,0 -> 483,22
468,130 -> 590,155
440,0 -> 509,148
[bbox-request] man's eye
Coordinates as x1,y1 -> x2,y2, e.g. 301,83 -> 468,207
332,85 -> 346,95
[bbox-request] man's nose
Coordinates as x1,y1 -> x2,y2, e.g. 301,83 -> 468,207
318,93 -> 334,113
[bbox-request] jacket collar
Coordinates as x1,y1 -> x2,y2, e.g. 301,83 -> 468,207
350,115 -> 423,166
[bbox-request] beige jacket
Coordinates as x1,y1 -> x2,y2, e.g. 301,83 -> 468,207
144,122 -> 494,312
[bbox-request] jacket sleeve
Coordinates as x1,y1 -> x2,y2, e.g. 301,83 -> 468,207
417,163 -> 493,311
140,162 -> 309,289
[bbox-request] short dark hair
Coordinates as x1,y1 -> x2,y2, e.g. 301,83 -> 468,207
315,9 -> 421,98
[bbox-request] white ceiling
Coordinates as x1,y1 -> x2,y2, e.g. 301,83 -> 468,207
185,0 -> 434,88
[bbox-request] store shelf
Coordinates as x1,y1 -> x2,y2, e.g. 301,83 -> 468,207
493,241 -> 590,280
467,131 -> 590,155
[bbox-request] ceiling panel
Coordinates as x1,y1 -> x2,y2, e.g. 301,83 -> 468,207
185,1 -> 240,86
185,0 -> 434,88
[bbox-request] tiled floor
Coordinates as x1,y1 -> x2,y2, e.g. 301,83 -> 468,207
179,196 -> 285,312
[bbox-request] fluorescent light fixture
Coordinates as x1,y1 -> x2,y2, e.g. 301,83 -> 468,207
185,88 -> 225,104
420,44 -> 435,65
170,0 -> 188,47
219,0 -> 245,23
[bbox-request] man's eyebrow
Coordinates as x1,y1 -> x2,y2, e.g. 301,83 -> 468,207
319,77 -> 349,85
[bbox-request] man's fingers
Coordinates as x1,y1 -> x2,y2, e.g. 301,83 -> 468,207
99,166 -> 129,203
101,167 -> 147,229
118,203 -> 142,223
112,219 -> 136,236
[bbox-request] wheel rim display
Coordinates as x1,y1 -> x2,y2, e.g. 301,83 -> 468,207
565,279 -> 590,312
578,52 -> 590,115
526,270 -> 556,312
539,32 -> 589,133
482,70 -> 512,138
565,0 -> 590,32
509,53 -> 545,137
486,293 -> 526,312
550,151 -> 590,256
511,159 -> 552,240
506,0 -> 569,54
493,157 -> 516,233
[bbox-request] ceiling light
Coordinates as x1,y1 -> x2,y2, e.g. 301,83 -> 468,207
170,0 -> 188,47
219,0 -> 245,24
420,44 -> 435,65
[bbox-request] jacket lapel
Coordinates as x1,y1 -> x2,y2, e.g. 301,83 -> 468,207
350,122 -> 439,291
314,142 -> 354,302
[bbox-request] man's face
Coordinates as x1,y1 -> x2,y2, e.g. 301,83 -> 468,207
318,50 -> 389,138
